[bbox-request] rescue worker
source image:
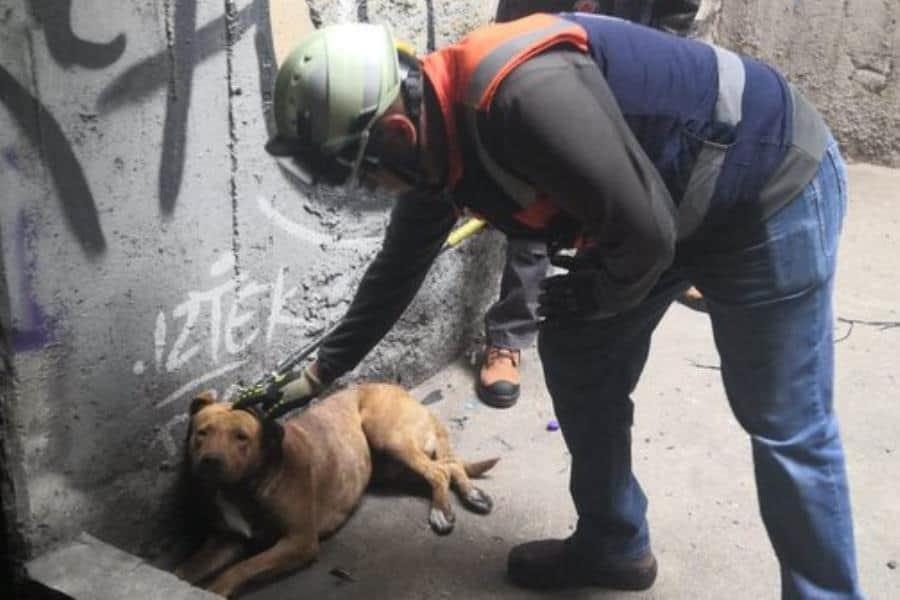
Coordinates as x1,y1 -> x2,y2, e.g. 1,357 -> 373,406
263,12 -> 863,598
477,0 -> 703,409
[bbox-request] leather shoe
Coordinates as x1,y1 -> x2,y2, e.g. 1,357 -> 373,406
507,538 -> 657,591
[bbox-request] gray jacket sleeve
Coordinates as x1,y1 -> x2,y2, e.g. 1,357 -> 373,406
485,48 -> 677,315
315,190 -> 458,383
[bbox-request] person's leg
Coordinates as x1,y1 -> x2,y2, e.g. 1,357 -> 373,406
508,270 -> 688,590
484,237 -> 548,349
478,237 -> 549,407
689,140 -> 862,598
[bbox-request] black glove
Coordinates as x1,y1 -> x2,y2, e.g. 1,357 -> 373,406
537,252 -> 604,321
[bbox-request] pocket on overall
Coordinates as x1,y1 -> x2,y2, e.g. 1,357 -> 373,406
763,169 -> 831,298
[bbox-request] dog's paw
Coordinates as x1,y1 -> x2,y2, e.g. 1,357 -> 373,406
462,487 -> 493,514
207,577 -> 236,598
429,507 -> 455,535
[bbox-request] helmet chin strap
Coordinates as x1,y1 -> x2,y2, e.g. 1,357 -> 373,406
345,130 -> 371,190
370,51 -> 434,190
398,49 -> 422,124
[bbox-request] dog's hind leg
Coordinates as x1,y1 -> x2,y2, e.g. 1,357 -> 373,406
378,436 -> 456,534
442,459 -> 497,514
431,421 -> 498,514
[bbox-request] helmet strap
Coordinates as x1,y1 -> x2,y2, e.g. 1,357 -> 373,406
399,50 -> 423,125
359,51 -> 427,190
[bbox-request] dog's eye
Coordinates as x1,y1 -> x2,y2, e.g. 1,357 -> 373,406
234,431 -> 249,442
194,429 -> 207,438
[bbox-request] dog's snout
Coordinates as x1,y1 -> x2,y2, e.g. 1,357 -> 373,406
195,453 -> 226,479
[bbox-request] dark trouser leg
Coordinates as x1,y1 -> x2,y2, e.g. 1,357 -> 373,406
537,271 -> 688,559
484,237 -> 548,349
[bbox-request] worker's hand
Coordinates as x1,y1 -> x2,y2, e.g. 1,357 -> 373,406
232,378 -> 283,411
537,253 -> 603,321
256,380 -> 284,411
265,363 -> 325,419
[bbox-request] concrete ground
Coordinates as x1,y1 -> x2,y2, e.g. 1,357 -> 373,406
243,163 -> 896,599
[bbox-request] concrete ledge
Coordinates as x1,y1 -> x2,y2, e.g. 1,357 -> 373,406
25,533 -> 220,600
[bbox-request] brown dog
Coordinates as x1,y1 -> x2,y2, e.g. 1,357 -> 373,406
174,382 -> 499,597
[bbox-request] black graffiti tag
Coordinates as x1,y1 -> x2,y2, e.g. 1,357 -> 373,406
28,0 -> 126,69
0,65 -> 106,256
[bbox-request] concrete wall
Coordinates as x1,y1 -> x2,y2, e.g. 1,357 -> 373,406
697,0 -> 900,166
0,0 -> 502,561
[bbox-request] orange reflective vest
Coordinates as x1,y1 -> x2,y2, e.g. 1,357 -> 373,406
421,14 -> 589,233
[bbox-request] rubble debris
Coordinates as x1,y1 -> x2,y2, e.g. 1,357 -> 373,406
329,567 -> 356,582
422,390 -> 443,405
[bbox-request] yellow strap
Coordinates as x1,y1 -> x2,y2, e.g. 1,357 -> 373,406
395,39 -> 417,56
445,217 -> 487,248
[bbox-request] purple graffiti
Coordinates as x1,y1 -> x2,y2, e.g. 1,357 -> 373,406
2,146 -> 18,171
11,210 -> 57,353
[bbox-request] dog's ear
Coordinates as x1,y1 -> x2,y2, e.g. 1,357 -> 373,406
261,418 -> 284,462
189,390 -> 217,415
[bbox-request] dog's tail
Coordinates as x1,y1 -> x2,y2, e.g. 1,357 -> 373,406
464,457 -> 500,478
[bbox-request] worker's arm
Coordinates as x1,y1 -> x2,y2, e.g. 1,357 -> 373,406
314,189 -> 458,383
485,48 -> 677,317
604,0 -> 700,35
648,0 -> 701,36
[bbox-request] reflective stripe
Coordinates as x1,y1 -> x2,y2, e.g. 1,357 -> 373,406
709,44 -> 745,126
756,84 -> 830,220
788,83 -> 828,159
677,141 -> 727,238
675,44 -> 746,237
465,19 -> 580,106
463,19 -> 750,223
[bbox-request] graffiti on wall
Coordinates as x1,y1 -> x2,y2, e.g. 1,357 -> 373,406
28,0 -> 126,68
151,254 -> 305,403
1,0 -> 136,260
3,0 -> 274,355
148,196 -> 380,397
95,0 -> 264,215
146,250 -> 367,458
0,65 -> 106,258
8,210 -> 57,352
1,0 -> 429,375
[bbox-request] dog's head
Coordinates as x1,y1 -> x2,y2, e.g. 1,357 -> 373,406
186,390 -> 284,487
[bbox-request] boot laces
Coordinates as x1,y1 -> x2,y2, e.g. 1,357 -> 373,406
486,346 -> 520,367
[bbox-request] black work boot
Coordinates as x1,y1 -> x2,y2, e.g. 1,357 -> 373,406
507,538 -> 657,591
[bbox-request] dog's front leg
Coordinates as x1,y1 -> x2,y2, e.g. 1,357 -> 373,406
206,535 -> 317,598
175,535 -> 246,585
